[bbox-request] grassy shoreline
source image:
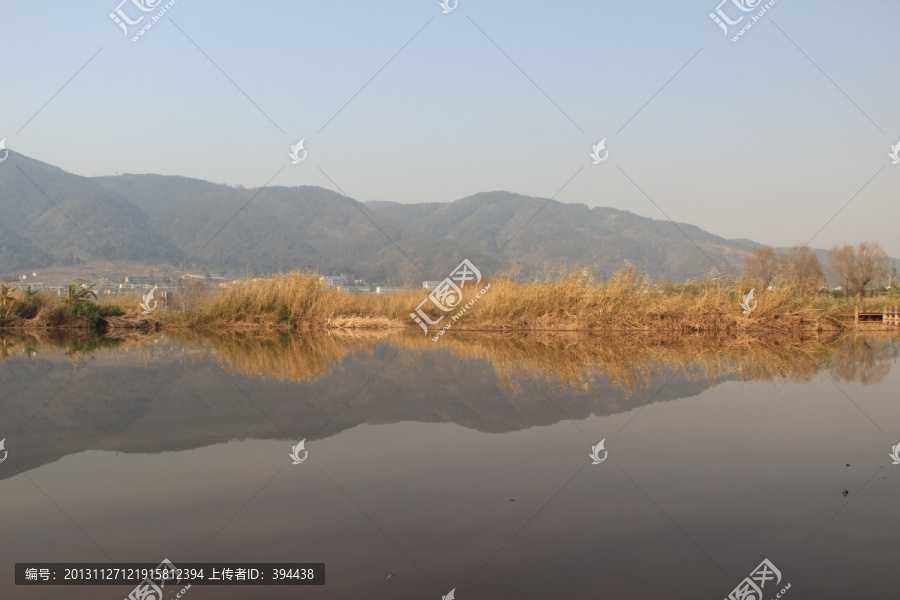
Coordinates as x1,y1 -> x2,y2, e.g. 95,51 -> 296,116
2,269 -> 898,334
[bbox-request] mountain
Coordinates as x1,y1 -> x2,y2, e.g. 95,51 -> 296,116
0,222 -> 50,271
91,172 -> 500,280
0,153 -> 181,270
0,152 -> 765,281
368,192 -> 759,279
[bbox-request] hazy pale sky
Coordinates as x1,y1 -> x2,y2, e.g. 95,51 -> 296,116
2,0 -> 898,255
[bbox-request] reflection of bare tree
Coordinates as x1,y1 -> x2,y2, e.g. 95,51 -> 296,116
829,336 -> 897,385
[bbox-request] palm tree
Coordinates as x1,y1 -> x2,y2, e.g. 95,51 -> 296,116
64,279 -> 97,305
1,281 -> 15,319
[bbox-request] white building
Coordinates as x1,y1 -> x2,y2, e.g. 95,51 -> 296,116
320,275 -> 346,288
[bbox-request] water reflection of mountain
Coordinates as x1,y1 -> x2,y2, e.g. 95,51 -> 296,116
0,332 -> 896,478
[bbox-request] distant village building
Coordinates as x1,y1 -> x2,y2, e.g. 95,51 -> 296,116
375,286 -> 406,294
320,275 -> 346,288
125,276 -> 154,286
422,281 -> 442,289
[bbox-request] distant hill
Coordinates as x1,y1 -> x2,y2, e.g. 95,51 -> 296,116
368,192 -> 760,279
0,222 -> 50,271
1,151 -> 777,281
0,153 -> 181,270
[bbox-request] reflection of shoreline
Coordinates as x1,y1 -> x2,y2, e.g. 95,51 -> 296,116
390,330 -> 899,391
2,329 -> 897,387
0,331 -> 896,479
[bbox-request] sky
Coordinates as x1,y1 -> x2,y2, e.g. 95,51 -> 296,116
1,0 -> 899,256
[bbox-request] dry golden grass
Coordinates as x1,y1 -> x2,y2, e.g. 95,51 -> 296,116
464,267 -> 849,332
156,268 -> 890,333
162,272 -> 421,330
3,268 -> 894,333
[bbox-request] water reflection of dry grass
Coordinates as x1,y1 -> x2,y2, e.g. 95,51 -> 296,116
390,332 -> 858,392
152,331 -> 900,391
169,329 -> 395,382
2,330 -> 897,391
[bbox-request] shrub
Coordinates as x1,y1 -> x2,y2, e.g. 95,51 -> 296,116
98,305 -> 124,317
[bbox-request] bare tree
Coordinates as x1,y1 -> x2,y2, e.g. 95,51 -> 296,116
398,262 -> 418,289
827,242 -> 889,299
778,246 -> 824,287
175,278 -> 208,311
742,247 -> 778,287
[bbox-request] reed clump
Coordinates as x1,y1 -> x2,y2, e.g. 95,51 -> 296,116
465,267 -> 851,332
163,272 -> 420,329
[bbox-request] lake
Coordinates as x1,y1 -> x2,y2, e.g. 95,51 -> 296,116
1,331 -> 898,599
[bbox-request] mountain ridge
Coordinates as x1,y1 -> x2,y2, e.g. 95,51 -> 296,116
1,152 -> 773,281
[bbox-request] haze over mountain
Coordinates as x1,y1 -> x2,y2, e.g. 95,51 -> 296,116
2,152 -> 778,281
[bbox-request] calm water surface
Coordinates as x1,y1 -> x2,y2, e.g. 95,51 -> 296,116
1,332 -> 898,599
